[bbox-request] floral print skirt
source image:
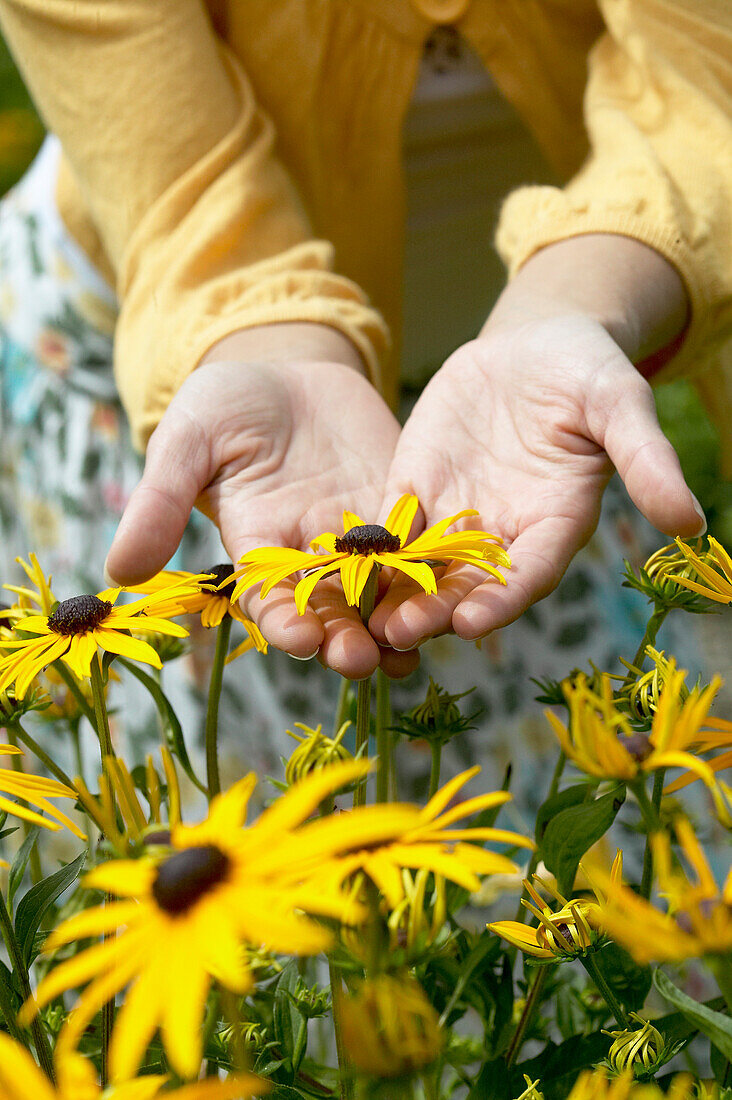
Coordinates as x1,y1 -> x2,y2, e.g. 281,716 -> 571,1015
0,137 -> 710,827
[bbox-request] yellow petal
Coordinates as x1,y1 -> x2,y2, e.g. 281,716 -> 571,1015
84,859 -> 157,897
93,628 -> 163,668
0,1032 -> 57,1100
342,510 -> 365,532
384,494 -> 420,545
376,553 -> 437,596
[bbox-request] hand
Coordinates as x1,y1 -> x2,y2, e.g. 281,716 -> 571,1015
370,309 -> 706,650
104,325 -> 418,679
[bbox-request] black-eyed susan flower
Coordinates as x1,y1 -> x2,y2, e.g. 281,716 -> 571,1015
591,819 -> 732,963
74,749 -> 179,857
0,580 -> 200,697
566,1068 -> 694,1100
339,974 -> 442,1078
22,762 -> 422,1081
319,766 -> 533,906
487,854 -> 622,960
0,744 -> 85,838
547,667 -> 730,788
0,1022 -> 263,1100
670,536 -> 732,604
3,553 -> 56,619
126,566 -> 267,660
284,720 -> 355,786
604,1012 -> 679,1078
232,493 -> 510,614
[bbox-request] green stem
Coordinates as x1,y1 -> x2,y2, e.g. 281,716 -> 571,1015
88,654 -> 115,1088
622,608 -> 669,690
69,718 -> 84,785
89,654 -> 114,761
0,889 -> 55,1081
9,720 -> 76,789
333,677 -> 352,740
0,958 -> 27,1046
329,960 -> 355,1100
353,570 -> 378,809
293,1015 -> 308,1075
632,778 -> 661,836
506,965 -> 550,1067
640,769 -> 665,899
205,615 -> 233,799
581,952 -> 630,1027
428,741 -> 442,800
53,662 -> 97,730
375,669 -> 391,803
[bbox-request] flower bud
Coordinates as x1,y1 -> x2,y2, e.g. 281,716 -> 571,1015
604,1013 -> 666,1076
285,721 -> 354,787
340,974 -> 442,1079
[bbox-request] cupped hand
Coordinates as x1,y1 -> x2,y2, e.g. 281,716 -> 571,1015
370,312 -> 706,651
105,345 -> 418,679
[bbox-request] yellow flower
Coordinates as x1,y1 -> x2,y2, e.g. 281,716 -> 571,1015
322,766 -> 533,907
22,762 -> 421,1081
487,854 -> 622,960
285,720 -> 355,786
0,744 -> 85,839
3,553 -> 57,618
232,493 -> 510,614
514,1077 -> 544,1100
604,1013 -> 667,1076
125,567 -> 267,659
670,536 -> 732,604
0,1021 -> 263,1100
567,1068 -> 694,1100
0,580 -> 200,698
591,819 -> 732,963
75,749 -> 180,856
339,974 -> 442,1078
547,667 -> 728,788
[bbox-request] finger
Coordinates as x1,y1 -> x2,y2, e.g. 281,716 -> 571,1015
377,644 -> 420,679
308,580 -> 383,680
593,374 -> 707,537
370,566 -> 464,650
104,414 -> 212,585
238,579 -> 325,661
451,517 -> 587,640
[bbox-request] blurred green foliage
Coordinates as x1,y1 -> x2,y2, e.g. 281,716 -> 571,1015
0,32 -> 43,196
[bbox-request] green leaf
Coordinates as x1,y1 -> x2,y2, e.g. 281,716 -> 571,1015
273,960 -> 301,1078
468,1058 -> 511,1100
269,1087 -> 309,1099
654,969 -> 732,1061
535,784 -> 592,845
592,942 -> 652,1012
540,786 -> 626,895
15,852 -> 85,965
515,1033 -> 612,1100
7,825 -> 40,908
438,927 -> 501,1027
115,657 -> 206,795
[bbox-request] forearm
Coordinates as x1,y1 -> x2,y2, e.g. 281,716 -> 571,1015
483,234 -> 689,366
200,321 -> 367,375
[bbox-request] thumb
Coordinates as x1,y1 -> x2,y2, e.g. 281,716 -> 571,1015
593,371 -> 706,538
104,415 -> 212,585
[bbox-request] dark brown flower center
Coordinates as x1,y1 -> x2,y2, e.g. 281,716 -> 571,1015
142,828 -> 172,848
202,564 -> 236,600
152,844 -> 231,915
620,732 -> 653,762
334,524 -> 400,556
48,595 -> 112,636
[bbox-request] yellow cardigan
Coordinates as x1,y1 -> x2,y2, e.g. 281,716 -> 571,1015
1,0 -> 731,458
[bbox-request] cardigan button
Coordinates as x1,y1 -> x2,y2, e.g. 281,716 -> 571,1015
410,0 -> 470,24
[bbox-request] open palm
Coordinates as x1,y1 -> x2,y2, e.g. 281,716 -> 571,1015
371,315 -> 705,650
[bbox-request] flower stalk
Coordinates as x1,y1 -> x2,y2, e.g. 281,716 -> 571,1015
0,889 -> 55,1082
354,568 -> 378,808
580,952 -> 630,1028
205,614 -> 233,799
640,768 -> 665,899
375,668 -> 391,803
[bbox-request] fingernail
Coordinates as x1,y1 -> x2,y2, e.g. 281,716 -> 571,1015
290,649 -> 319,662
391,636 -> 427,652
691,493 -> 707,536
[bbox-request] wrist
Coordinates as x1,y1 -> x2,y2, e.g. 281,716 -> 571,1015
483,234 -> 689,366
200,321 -> 367,376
